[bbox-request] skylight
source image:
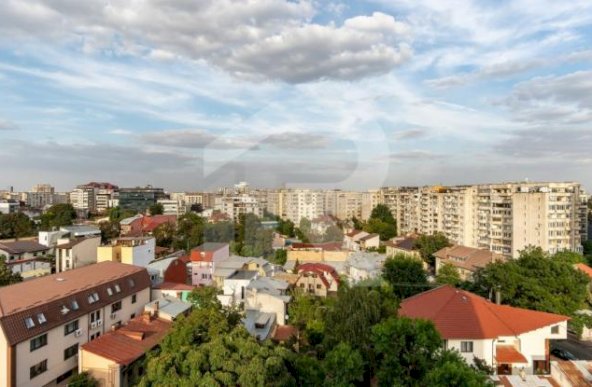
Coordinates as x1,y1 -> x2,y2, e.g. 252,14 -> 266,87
25,317 -> 35,329
37,313 -> 47,324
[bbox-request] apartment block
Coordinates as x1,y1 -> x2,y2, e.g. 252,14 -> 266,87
0,262 -> 150,387
97,237 -> 156,268
280,189 -> 325,224
214,194 -> 263,221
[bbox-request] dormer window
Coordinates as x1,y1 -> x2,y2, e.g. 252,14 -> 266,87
37,313 -> 47,324
88,292 -> 99,304
128,278 -> 135,288
114,284 -> 121,293
25,317 -> 35,329
107,287 -> 113,296
71,300 -> 79,310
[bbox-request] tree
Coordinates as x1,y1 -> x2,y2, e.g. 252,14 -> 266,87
203,221 -> 234,243
323,342 -> 365,387
276,219 -> 295,238
362,205 -> 397,241
372,317 -> 442,386
0,255 -> 22,287
271,249 -> 287,265
187,286 -> 222,310
40,203 -> 77,230
99,221 -> 120,244
382,254 -> 429,299
236,214 -> 273,257
423,351 -> 492,387
370,204 -> 396,225
471,247 -> 590,316
149,203 -> 164,216
173,213 -> 204,250
414,233 -> 451,266
108,206 -> 136,222
323,225 -> 343,243
152,222 -> 175,248
0,212 -> 34,239
436,263 -> 461,286
68,371 -> 99,387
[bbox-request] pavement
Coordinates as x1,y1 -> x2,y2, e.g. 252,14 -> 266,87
552,333 -> 592,360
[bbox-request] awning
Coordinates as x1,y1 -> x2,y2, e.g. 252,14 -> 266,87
495,345 -> 528,364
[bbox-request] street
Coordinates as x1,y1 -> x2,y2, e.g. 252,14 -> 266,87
552,333 -> 592,360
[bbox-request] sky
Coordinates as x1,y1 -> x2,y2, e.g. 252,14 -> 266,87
0,0 -> 591,192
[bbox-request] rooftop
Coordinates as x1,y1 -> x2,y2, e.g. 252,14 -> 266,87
228,270 -> 259,280
82,315 -> 171,365
56,236 -> 100,250
60,225 -> 101,235
145,297 -> 192,320
434,245 -> 502,272
399,285 -> 569,339
0,240 -> 50,254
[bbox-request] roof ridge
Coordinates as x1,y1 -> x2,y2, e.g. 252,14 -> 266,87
475,295 -> 520,336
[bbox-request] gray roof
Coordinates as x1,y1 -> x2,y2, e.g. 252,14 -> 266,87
146,256 -> 179,274
348,252 -> 387,271
146,297 -> 192,320
213,268 -> 238,278
120,214 -> 143,225
243,310 -> 276,340
216,256 -> 251,270
0,240 -> 50,254
60,225 -> 101,236
247,277 -> 289,295
228,270 -> 258,280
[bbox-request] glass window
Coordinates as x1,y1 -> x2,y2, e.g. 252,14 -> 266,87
114,284 -> 121,293
460,341 -> 473,353
107,287 -> 113,296
64,343 -> 78,360
71,300 -> 79,310
37,313 -> 47,324
30,334 -> 47,352
111,301 -> 122,313
30,360 -> 47,379
25,317 -> 35,329
132,294 -> 137,304
551,325 -> 559,334
128,278 -> 135,287
64,320 -> 79,336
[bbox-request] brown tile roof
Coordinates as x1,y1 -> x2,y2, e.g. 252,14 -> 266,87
386,236 -> 417,251
0,261 -> 150,345
297,263 -> 341,287
153,282 -> 194,291
0,240 -> 50,254
359,233 -> 379,242
434,245 -> 503,272
345,229 -> 364,238
82,315 -> 171,365
495,346 -> 528,363
400,285 -> 569,339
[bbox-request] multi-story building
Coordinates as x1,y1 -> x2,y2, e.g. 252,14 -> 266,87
281,189 -> 325,224
31,184 -> 54,193
378,182 -> 588,259
97,237 -> 156,268
335,191 -> 363,220
157,199 -> 187,216
188,243 -> 230,286
118,186 -> 165,214
55,236 -> 101,273
214,194 -> 263,221
0,261 -> 150,387
0,200 -> 18,215
69,187 -> 96,213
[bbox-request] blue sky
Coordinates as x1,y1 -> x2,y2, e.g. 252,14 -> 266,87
0,0 -> 591,191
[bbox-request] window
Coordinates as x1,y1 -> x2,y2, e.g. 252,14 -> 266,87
30,360 -> 47,379
114,284 -> 121,293
71,300 -> 79,310
107,287 -> 113,296
25,317 -> 35,329
37,313 -> 47,324
30,334 -> 47,352
130,313 -> 136,319
551,325 -> 559,334
90,310 -> 101,323
111,301 -> 122,313
460,341 -> 473,353
64,320 -> 79,336
64,343 -> 78,360
90,332 -> 100,341
87,292 -> 99,304
128,278 -> 135,287
132,294 -> 137,304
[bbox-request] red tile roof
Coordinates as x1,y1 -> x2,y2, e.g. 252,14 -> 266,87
575,263 -> 592,279
272,325 -> 297,342
496,346 -> 528,364
297,263 -> 340,287
142,215 -> 177,233
399,285 -> 569,339
82,315 -> 171,365
154,282 -> 194,291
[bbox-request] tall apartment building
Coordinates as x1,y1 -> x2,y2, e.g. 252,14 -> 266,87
214,194 -> 263,221
378,182 -> 587,258
31,184 -> 54,194
335,191 -> 363,221
0,262 -> 150,387
280,189 -> 325,224
69,187 -> 96,213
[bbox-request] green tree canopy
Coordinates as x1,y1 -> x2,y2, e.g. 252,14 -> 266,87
414,233 -> 451,266
0,255 -> 23,287
436,262 -> 461,287
152,222 -> 176,248
370,204 -> 396,225
0,212 -> 34,239
108,206 -> 137,222
149,203 -> 164,216
362,204 -> 397,241
382,254 -> 429,299
40,203 -> 77,230
471,246 -> 590,316
173,213 -> 205,251
323,342 -> 365,387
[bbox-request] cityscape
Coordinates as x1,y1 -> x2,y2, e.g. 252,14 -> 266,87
1,1 -> 592,386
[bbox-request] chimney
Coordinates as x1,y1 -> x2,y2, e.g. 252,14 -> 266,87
495,290 -> 502,305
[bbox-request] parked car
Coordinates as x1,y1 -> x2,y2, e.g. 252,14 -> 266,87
551,348 -> 577,361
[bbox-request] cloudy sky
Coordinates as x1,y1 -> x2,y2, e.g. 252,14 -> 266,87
1,0 -> 591,192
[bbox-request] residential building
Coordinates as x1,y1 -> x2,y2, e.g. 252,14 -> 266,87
145,252 -> 187,287
219,271 -> 259,306
245,277 -> 291,325
119,215 -> 176,237
0,200 -> 18,215
188,243 -> 230,286
0,262 -> 150,387
286,242 -> 349,263
295,263 -> 340,297
118,186 -> 165,214
143,297 -> 192,322
281,189 -> 325,224
80,311 -> 171,387
214,194 -> 263,221
244,310 -> 276,341
434,245 -> 504,281
347,252 -> 387,283
97,237 -> 156,268
0,240 -> 51,277
384,235 -> 421,259
343,230 -> 379,251
55,236 -> 101,273
31,184 -> 54,193
399,286 -> 569,375
69,187 -> 96,213
156,199 -> 187,216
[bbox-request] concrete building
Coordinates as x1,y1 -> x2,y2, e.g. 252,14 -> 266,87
157,199 -> 187,216
0,201 -> 18,215
295,263 -> 340,297
0,262 -> 150,387
118,187 -> 165,214
347,251 -> 387,283
400,286 -> 569,376
60,225 -> 101,239
188,243 -> 230,286
280,189 -> 325,224
69,187 -> 96,213
55,236 -> 101,273
245,277 -> 291,326
214,194 -> 263,221
97,237 -> 156,268
434,245 -> 504,281
0,240 -> 51,278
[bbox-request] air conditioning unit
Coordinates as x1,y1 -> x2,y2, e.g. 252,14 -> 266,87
96,319 -> 103,327
90,321 -> 97,329
110,313 -> 117,319
74,329 -> 82,337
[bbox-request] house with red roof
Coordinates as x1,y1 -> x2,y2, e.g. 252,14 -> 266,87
189,243 -> 230,286
400,285 -> 569,376
295,262 -> 340,297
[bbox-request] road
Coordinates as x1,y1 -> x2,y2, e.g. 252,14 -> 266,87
552,333 -> 592,360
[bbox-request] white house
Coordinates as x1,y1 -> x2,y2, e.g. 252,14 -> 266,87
245,277 -> 291,326
400,286 -> 569,376
55,236 -> 101,273
343,230 -> 380,251
219,271 -> 259,306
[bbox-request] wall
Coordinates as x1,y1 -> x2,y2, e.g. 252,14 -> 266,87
121,239 -> 155,268
0,328 -> 9,387
245,292 -> 288,325
446,338 -> 493,366
80,350 -> 118,387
